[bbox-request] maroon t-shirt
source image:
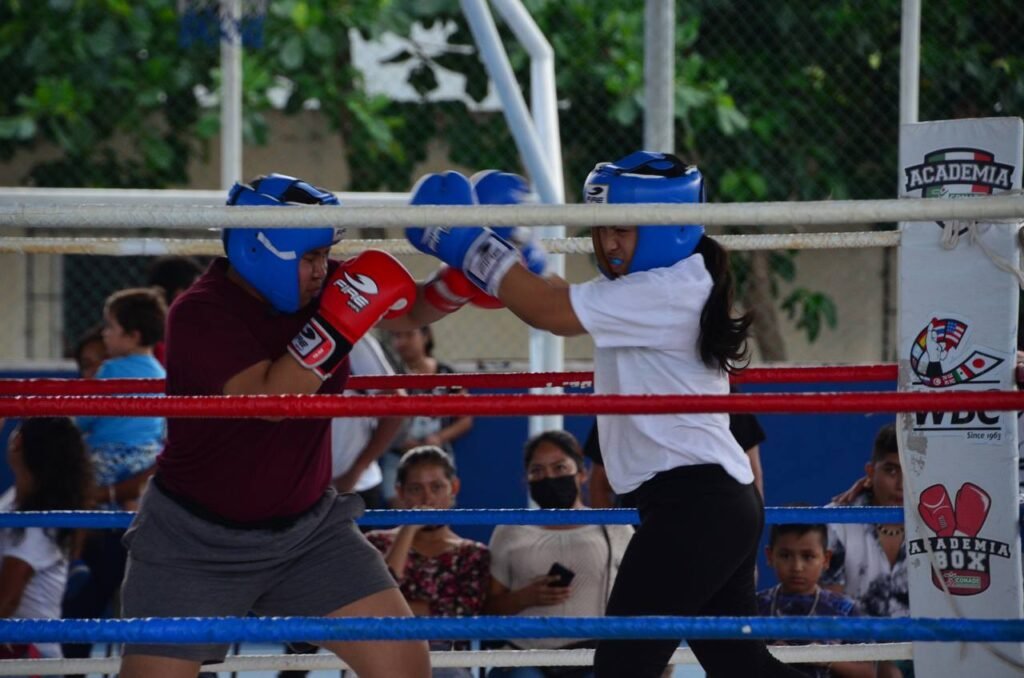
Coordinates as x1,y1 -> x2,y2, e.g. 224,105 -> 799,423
156,258 -> 350,523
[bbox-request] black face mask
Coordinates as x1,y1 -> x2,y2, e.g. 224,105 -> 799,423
529,475 -> 579,509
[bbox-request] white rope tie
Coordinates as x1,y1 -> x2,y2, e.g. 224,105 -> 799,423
939,217 -> 1024,289
0,643 -> 913,675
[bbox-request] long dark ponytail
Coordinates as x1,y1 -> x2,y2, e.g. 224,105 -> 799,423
694,235 -> 751,374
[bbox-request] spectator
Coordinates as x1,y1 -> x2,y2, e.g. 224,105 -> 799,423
759,520 -> 876,678
146,255 -> 203,308
485,430 -> 632,678
366,446 -> 490,678
146,255 -> 202,366
1,417 -> 92,661
72,323 -> 106,380
822,423 -> 908,676
330,333 -> 406,508
65,288 -> 167,668
383,326 -> 473,505
76,287 -> 167,504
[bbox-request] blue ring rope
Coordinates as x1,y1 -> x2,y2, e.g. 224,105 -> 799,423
0,616 -> 1019,644
0,506 -> 903,529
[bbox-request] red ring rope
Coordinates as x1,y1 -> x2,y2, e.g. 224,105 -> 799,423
0,390 -> 1021,418
0,364 -> 898,396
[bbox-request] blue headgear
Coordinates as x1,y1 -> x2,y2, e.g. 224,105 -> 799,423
224,173 -> 343,313
583,151 -> 705,278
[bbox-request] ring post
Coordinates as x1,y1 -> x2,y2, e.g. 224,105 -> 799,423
898,117 -> 1024,676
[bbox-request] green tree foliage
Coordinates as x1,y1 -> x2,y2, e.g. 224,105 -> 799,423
0,0 -> 217,187
3,1 -> 1021,348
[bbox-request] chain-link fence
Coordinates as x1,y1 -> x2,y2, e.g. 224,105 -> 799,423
1,0 -> 1020,367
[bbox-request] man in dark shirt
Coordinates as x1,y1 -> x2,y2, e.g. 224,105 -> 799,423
119,173 -> 485,678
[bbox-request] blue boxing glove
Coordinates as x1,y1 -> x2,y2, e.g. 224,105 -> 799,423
406,171 -> 520,296
472,170 -> 547,276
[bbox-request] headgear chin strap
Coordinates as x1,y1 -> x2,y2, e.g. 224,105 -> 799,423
583,151 -> 705,278
224,173 -> 343,313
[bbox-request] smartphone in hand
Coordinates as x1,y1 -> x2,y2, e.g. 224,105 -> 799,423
547,562 -> 576,588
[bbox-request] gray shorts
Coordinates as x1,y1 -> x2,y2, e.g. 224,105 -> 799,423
121,482 -> 396,662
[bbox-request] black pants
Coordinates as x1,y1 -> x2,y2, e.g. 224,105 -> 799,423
594,465 -> 802,678
61,529 -> 127,671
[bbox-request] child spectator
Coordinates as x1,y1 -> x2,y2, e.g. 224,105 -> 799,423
65,289 -> 167,667
76,287 -> 167,504
759,521 -> 875,678
822,424 -> 908,618
0,417 -> 93,660
366,446 -> 489,678
72,323 -> 106,380
822,423 -> 908,677
486,430 -> 633,678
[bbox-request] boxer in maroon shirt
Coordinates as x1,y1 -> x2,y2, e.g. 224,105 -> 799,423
119,173 -> 487,678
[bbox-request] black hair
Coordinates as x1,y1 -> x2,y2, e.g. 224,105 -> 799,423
871,422 -> 898,464
420,326 -> 435,357
769,522 -> 829,551
146,256 -> 202,307
693,235 -> 752,374
14,418 -> 94,552
523,429 -> 585,471
105,287 -> 168,347
397,445 -> 456,485
73,322 -> 105,366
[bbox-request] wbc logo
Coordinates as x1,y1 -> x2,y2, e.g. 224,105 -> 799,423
908,482 -> 1011,595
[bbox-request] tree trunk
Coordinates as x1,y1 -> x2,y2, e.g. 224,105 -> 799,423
742,250 -> 787,361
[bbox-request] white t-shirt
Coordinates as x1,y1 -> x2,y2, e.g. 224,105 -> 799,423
489,523 -> 634,649
330,334 -> 396,492
569,255 -> 754,494
0,489 -> 67,658
821,496 -> 909,618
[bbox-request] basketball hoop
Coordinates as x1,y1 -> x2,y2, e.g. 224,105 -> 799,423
177,0 -> 268,48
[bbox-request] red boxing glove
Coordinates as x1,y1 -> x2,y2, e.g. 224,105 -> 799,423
289,250 -> 416,380
425,266 -> 505,312
424,266 -> 479,313
953,482 -> 991,537
918,484 -> 956,537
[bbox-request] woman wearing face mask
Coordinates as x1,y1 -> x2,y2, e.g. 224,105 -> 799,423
484,431 -> 633,678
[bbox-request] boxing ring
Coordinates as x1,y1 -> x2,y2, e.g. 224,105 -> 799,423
0,188 -> 1023,675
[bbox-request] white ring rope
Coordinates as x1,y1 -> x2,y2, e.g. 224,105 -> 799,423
0,643 -> 913,675
2,195 -> 1024,230
0,232 -> 901,256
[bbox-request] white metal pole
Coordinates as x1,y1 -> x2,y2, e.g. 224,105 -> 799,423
220,0 -> 244,190
459,0 -> 560,205
466,0 -> 569,436
489,0 -> 564,201
489,0 -> 565,434
644,0 -> 675,151
899,0 -> 921,126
